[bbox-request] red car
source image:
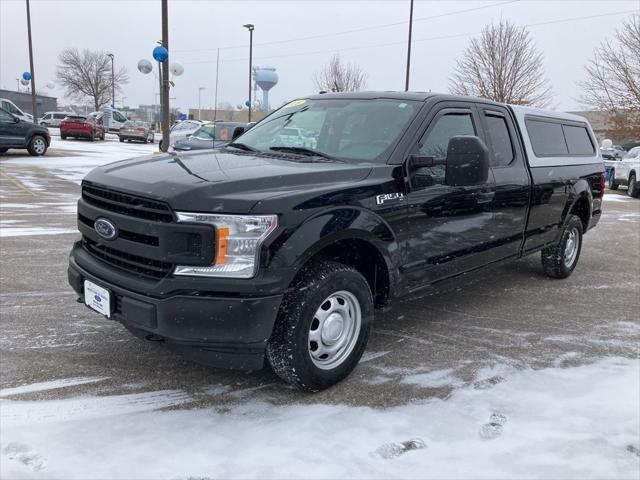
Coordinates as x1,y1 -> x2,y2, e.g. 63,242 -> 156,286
60,112 -> 105,141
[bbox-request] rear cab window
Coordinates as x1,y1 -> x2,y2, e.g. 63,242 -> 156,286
483,111 -> 515,167
525,117 -> 595,157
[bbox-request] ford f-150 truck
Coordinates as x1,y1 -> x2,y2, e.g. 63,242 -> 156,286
68,92 -> 604,391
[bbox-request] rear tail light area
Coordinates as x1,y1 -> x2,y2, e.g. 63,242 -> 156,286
600,173 -> 606,197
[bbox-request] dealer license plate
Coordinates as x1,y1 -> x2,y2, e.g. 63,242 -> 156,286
84,280 -> 111,318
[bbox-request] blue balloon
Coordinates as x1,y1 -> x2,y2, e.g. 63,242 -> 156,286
245,100 -> 251,108
22,71 -> 31,81
152,46 -> 169,62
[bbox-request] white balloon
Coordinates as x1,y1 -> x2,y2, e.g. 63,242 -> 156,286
20,78 -> 30,86
601,139 -> 613,149
170,62 -> 184,76
137,59 -> 153,75
46,81 -> 55,89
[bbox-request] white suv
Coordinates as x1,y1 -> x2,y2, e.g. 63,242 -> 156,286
609,146 -> 640,197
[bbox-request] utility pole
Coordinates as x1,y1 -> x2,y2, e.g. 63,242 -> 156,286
160,0 -> 170,152
198,87 -> 205,120
106,53 -> 115,108
213,48 -> 219,121
25,0 -> 37,120
243,24 -> 254,122
404,0 -> 414,92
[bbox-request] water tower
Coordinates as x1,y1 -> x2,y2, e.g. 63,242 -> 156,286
254,67 -> 278,111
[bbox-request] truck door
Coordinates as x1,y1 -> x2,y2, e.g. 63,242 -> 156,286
478,106 -> 531,259
401,103 -> 498,288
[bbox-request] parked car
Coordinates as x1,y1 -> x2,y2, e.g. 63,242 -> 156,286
119,120 -> 155,143
160,119 -> 203,150
60,113 -> 105,141
609,146 -> 640,197
0,107 -> 50,156
68,92 -> 604,391
172,122 -> 246,151
39,111 -> 75,127
0,98 -> 33,122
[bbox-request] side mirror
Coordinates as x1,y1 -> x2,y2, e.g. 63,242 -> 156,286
232,126 -> 246,140
13,116 -> 20,123
445,136 -> 490,186
186,133 -> 192,138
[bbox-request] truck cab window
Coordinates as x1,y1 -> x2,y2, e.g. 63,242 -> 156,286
484,114 -> 514,166
417,112 -> 475,185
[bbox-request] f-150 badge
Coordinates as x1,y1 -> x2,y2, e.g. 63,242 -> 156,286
376,193 -> 404,205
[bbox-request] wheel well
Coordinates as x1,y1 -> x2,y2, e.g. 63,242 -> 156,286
570,196 -> 590,232
304,239 -> 390,308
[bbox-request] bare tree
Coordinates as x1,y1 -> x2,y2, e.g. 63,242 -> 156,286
579,15 -> 640,140
56,48 -> 128,111
313,54 -> 367,93
449,20 -> 552,107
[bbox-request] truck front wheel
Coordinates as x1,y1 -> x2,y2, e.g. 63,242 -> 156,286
541,215 -> 583,279
266,261 -> 373,392
628,174 -> 638,198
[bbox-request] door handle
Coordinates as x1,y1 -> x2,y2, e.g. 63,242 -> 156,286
474,191 -> 495,204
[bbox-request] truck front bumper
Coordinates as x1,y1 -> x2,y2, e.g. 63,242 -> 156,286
68,255 -> 283,371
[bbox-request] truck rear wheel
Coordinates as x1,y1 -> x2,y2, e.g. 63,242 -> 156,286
266,261 -> 373,392
541,214 -> 583,279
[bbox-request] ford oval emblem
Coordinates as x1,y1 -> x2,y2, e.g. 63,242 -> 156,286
94,217 -> 117,240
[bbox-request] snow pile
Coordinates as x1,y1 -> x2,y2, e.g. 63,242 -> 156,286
1,357 -> 638,479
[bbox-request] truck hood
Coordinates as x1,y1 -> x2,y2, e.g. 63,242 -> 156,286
83,149 -> 374,213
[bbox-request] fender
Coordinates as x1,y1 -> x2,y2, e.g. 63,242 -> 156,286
561,177 -> 592,227
267,206 -> 401,295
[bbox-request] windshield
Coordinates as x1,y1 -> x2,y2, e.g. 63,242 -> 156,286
234,98 -> 420,162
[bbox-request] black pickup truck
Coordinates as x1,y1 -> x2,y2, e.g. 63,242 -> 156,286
68,92 -> 605,391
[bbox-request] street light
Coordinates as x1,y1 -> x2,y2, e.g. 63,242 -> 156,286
106,53 -> 115,108
243,23 -> 254,122
198,87 -> 205,120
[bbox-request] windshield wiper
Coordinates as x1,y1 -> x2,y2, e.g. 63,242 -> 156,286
269,146 -> 343,162
226,142 -> 257,152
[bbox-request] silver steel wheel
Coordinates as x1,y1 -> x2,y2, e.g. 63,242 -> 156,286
32,137 -> 46,155
564,227 -> 579,268
308,290 -> 361,370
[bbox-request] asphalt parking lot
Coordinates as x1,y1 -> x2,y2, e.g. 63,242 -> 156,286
1,140 -> 639,478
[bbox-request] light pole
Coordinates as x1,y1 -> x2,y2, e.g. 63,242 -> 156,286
198,87 -> 205,120
243,23 -> 254,122
106,53 -> 115,108
404,0 -> 414,91
25,0 -> 37,120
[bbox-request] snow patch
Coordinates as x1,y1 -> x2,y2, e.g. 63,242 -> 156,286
1,357 -> 637,479
0,377 -> 109,397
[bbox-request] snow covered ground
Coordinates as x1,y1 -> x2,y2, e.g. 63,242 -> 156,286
1,357 -> 638,479
1,135 -> 156,185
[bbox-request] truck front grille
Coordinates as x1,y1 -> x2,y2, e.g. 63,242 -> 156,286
82,184 -> 174,223
84,238 -> 172,279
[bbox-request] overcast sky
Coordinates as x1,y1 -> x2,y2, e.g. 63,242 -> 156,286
1,0 -> 638,113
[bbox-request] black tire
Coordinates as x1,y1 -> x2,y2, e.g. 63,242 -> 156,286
266,261 -> 373,392
89,131 -> 95,142
27,135 -> 47,156
0,147 -> 8,155
61,134 -> 67,140
628,174 -> 639,198
119,137 -> 124,142
541,214 -> 583,279
159,140 -> 164,150
608,170 -> 619,190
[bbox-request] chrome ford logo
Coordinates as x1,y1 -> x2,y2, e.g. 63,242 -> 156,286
94,217 -> 117,240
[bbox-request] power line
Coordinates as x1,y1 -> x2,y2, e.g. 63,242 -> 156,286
182,9 -> 637,66
174,0 -> 519,53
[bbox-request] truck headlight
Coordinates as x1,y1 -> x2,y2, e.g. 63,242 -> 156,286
174,213 -> 277,279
